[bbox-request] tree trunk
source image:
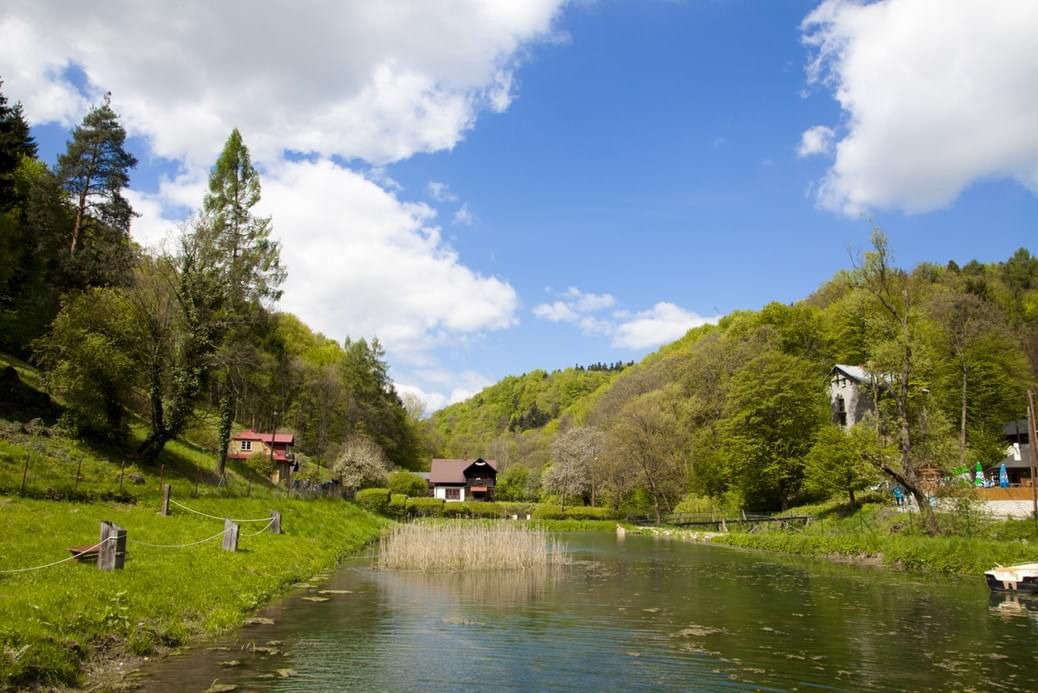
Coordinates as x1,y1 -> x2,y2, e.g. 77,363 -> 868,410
848,487 -> 856,507
217,389 -> 234,477
959,363 -> 968,466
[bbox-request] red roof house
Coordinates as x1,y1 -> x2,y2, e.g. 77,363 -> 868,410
429,458 -> 498,502
229,430 -> 296,483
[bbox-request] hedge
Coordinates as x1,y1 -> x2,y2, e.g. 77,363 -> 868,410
405,497 -> 445,516
532,504 -> 614,520
355,487 -> 390,514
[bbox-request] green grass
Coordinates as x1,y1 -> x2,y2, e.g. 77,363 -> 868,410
707,496 -> 1038,577
0,495 -> 383,689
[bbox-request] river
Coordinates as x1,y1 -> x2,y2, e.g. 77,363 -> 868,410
140,532 -> 1038,692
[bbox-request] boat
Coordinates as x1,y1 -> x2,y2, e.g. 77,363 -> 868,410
984,563 -> 1038,593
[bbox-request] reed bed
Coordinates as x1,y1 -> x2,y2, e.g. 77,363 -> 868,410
376,520 -> 567,571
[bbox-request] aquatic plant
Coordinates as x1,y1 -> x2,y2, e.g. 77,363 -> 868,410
376,520 -> 566,571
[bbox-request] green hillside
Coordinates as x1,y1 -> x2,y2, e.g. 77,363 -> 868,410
430,365 -> 626,460
430,238 -> 1038,520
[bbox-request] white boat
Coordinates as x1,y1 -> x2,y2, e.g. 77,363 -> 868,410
985,563 -> 1038,593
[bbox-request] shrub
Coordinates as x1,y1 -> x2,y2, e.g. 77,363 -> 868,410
563,506 -> 613,520
440,501 -> 508,519
388,470 -> 429,497
406,497 -> 445,517
531,504 -> 564,520
498,502 -> 533,518
355,487 -> 390,514
388,493 -> 408,518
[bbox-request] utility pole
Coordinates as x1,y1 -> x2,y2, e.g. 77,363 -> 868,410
1027,391 -> 1038,538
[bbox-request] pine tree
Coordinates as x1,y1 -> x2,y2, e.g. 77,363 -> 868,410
203,129 -> 285,476
0,79 -> 38,210
56,93 -> 137,254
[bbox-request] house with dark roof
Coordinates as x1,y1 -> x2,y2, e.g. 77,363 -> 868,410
993,419 -> 1035,486
829,364 -> 878,428
229,430 -> 296,484
429,458 -> 498,502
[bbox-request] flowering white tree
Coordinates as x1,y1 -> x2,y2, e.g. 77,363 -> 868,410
333,434 -> 390,493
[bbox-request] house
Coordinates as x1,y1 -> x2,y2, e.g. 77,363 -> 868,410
829,364 -> 877,428
429,458 -> 498,502
992,419 -> 1035,486
229,430 -> 296,484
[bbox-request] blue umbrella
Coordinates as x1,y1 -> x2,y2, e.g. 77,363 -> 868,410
999,463 -> 1009,488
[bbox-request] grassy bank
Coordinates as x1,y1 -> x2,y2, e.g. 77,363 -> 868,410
0,495 -> 383,690
706,499 -> 1038,576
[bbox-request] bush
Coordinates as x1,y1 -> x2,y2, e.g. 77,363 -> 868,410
531,504 -> 564,520
355,487 -> 390,514
388,493 -> 408,518
498,502 -> 533,518
405,497 -> 445,517
563,506 -> 613,520
388,470 -> 429,497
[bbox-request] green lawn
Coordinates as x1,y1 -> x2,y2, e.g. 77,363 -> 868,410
0,496 -> 383,689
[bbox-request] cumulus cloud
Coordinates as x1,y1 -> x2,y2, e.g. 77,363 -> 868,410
612,302 -> 715,350
534,288 -> 714,348
0,1 -> 566,166
801,0 -> 1038,214
533,287 -> 616,335
132,158 -> 519,361
797,125 -> 835,158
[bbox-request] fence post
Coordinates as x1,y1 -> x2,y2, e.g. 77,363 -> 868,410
98,521 -> 127,570
161,484 -> 171,516
222,519 -> 239,551
270,511 -> 281,535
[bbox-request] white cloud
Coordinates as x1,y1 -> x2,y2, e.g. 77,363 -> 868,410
801,0 -> 1038,214
132,158 -> 519,361
453,204 -> 474,225
426,181 -> 458,203
392,382 -> 446,416
0,1 -> 566,166
612,302 -> 715,350
532,287 -> 616,335
797,125 -> 835,158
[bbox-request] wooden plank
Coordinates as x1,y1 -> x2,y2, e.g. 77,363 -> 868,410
270,511 -> 281,535
222,519 -> 239,552
98,521 -> 126,570
161,484 -> 171,516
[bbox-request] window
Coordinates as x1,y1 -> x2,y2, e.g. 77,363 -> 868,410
445,488 -> 460,500
834,395 -> 847,427
241,440 -> 252,451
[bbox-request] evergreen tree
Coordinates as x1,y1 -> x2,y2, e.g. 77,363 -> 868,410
202,129 -> 285,475
56,93 -> 137,254
0,79 -> 38,211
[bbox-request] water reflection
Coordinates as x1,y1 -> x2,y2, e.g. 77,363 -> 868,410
141,534 -> 1038,692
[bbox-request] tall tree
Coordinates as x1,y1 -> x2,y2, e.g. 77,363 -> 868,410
0,78 -> 38,211
202,129 -> 285,476
550,426 -> 604,506
855,231 -> 941,533
56,93 -> 137,255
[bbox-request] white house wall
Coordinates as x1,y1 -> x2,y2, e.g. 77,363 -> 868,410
433,486 -> 465,502
830,373 -> 873,428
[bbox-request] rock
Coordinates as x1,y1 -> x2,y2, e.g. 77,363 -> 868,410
276,668 -> 296,678
317,589 -> 352,595
252,646 -> 280,656
129,473 -> 146,485
218,660 -> 240,667
301,596 -> 330,602
243,617 -> 275,626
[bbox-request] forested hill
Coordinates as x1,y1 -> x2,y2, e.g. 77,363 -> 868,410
430,364 -> 629,458
430,240 -> 1038,513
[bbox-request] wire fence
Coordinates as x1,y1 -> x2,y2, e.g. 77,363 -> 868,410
168,498 -> 273,523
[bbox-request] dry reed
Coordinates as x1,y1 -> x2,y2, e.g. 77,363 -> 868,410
376,520 -> 567,571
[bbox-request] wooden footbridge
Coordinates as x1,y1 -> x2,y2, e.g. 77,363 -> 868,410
630,511 -> 813,532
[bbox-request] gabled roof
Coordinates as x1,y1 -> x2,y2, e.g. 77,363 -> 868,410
231,430 -> 295,445
832,364 -> 871,384
429,458 -> 498,484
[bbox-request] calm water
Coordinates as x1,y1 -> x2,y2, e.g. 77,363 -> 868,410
142,533 -> 1038,692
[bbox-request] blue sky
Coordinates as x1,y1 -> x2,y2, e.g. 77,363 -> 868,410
2,0 -> 1036,411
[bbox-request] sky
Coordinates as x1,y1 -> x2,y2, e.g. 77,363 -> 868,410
1,0 -> 1036,413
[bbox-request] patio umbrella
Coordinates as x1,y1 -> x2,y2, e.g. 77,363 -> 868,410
999,463 -> 1009,489
975,462 -> 985,487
